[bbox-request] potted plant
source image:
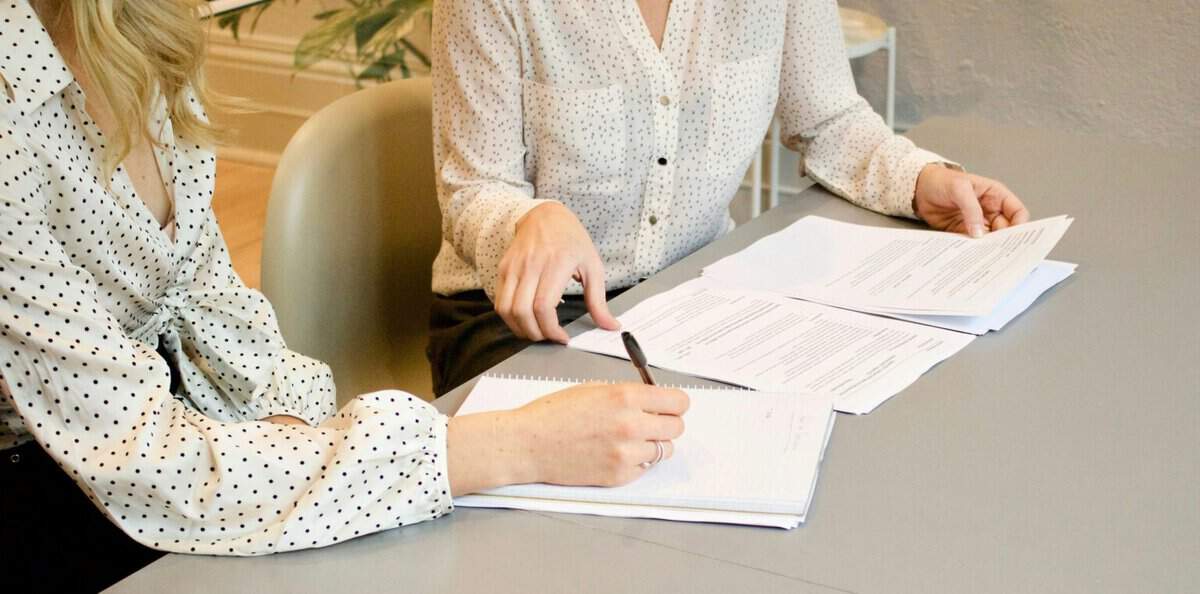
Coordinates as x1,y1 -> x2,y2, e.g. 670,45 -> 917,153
216,0 -> 433,83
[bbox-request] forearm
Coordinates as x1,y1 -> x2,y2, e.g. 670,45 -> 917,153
778,0 -> 949,218
446,410 -> 539,495
798,104 -> 945,218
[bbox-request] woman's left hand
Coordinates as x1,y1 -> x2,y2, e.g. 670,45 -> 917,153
913,164 -> 1030,238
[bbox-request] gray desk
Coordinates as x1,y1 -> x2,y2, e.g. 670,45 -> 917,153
108,118 -> 1200,594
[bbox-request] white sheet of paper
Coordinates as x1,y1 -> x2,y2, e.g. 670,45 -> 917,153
569,278 -> 975,414
869,260 -> 1077,335
454,495 -> 803,529
702,215 -> 1073,316
454,376 -> 836,525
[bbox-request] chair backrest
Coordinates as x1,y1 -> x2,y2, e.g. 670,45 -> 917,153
261,77 -> 441,403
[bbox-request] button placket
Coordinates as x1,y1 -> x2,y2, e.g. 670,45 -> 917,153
637,54 -> 681,277
610,0 -> 688,278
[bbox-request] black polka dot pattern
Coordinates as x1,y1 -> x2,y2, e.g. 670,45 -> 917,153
430,0 -> 952,298
0,0 -> 452,555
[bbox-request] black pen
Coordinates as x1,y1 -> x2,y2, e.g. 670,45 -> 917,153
621,331 -> 657,386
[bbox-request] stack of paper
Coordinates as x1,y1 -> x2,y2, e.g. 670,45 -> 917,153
702,215 -> 1075,331
880,260 -> 1077,334
454,375 -> 837,529
569,278 -> 975,414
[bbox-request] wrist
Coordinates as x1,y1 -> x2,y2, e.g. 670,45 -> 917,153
913,163 -> 941,221
491,409 -> 541,486
446,410 -> 540,495
515,201 -> 567,233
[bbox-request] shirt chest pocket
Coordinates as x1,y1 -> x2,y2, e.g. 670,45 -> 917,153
705,53 -> 778,180
523,80 -> 626,199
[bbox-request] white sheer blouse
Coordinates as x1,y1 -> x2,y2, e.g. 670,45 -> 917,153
431,0 -> 951,298
0,0 -> 451,555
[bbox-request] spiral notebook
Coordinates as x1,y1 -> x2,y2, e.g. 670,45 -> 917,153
453,375 -> 837,529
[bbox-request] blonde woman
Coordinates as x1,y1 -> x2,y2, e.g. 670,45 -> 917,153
0,1 -> 688,591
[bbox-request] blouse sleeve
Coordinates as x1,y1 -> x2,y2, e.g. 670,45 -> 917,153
161,210 -> 339,428
779,0 -> 955,219
431,0 -> 556,298
0,136 -> 453,555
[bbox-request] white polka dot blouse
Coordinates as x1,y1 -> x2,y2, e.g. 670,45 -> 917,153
0,0 -> 451,555
431,0 -> 953,298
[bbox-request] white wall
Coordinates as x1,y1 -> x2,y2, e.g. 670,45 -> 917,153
843,0 -> 1200,150
207,0 -> 1200,174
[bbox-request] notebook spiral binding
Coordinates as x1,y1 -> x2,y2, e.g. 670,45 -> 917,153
481,373 -> 751,392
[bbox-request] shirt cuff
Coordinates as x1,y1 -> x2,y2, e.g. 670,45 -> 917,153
427,413 -> 455,517
893,147 -> 963,220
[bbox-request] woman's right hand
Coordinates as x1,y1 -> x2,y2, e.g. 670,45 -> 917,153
515,382 -> 689,486
447,383 -> 689,495
495,202 -> 621,344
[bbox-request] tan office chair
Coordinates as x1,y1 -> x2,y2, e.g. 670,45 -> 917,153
261,77 -> 441,404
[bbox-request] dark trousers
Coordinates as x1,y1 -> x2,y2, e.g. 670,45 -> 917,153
1,441 -> 165,594
426,289 -> 626,397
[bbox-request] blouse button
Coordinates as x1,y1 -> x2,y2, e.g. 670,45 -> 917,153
657,157 -> 668,166
648,215 -> 659,225
8,453 -> 20,464
658,95 -> 671,106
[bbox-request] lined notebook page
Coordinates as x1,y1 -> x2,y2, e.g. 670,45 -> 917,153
454,376 -> 836,520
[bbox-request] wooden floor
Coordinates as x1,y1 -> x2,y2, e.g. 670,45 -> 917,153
212,160 -> 275,289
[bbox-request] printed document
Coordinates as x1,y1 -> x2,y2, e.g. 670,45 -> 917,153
569,278 -> 974,414
702,215 -> 1073,316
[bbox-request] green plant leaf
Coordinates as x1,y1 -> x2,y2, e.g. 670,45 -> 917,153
356,46 -> 406,81
294,9 -> 359,70
354,10 -> 399,54
216,12 -> 244,40
399,37 -> 430,68
232,0 -> 433,79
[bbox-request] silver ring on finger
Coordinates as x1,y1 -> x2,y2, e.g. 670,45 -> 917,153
639,440 -> 666,469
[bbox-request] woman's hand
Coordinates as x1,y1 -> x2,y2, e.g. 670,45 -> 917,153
913,164 -> 1031,237
446,383 -> 689,495
495,202 -> 620,344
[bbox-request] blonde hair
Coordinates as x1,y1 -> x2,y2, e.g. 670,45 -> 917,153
46,0 -> 222,176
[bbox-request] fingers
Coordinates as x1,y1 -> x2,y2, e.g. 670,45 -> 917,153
580,256 -> 620,331
497,248 -> 614,343
509,264 -> 544,342
498,255 -> 574,343
494,262 -> 522,338
1000,189 -> 1030,226
533,261 -> 574,344
635,386 -> 690,415
640,412 -> 685,441
973,175 -> 1030,229
634,439 -> 676,466
951,178 -> 988,238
